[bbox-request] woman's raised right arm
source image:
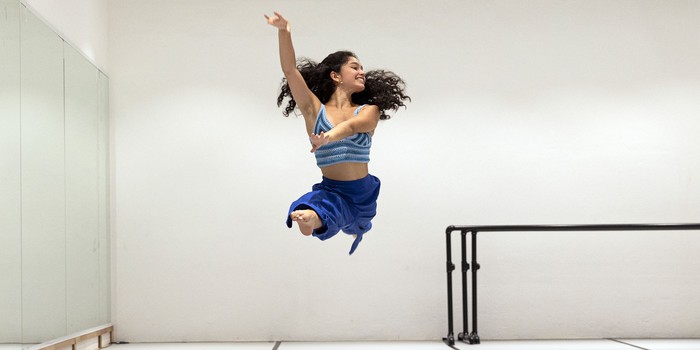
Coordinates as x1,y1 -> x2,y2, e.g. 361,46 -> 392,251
265,12 -> 319,118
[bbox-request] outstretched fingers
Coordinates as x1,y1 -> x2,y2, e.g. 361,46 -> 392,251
264,11 -> 289,31
309,132 -> 330,152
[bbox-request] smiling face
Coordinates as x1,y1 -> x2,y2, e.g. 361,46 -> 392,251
332,56 -> 366,93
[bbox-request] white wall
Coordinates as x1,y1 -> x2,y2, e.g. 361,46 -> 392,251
109,0 -> 700,342
23,0 -> 109,73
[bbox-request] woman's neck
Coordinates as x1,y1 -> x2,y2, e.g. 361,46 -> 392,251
326,90 -> 355,109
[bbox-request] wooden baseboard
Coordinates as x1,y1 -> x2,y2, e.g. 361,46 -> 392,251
30,324 -> 113,350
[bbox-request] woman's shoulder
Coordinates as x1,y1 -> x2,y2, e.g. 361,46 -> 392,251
355,104 -> 379,116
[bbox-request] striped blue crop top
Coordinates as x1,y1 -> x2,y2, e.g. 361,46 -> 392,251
313,104 -> 372,168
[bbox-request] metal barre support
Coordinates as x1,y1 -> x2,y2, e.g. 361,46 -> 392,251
443,229 -> 455,346
458,231 -> 469,342
443,228 -> 479,347
469,231 -> 480,344
442,223 -> 700,347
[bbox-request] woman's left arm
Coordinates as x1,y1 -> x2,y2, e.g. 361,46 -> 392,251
309,105 -> 380,152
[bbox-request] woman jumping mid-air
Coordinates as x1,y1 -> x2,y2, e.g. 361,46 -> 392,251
265,12 -> 410,254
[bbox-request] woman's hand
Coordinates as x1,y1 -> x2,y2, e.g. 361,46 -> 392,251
264,11 -> 290,32
309,132 -> 330,153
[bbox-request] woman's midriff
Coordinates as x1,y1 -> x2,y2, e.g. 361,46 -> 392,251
320,162 -> 369,181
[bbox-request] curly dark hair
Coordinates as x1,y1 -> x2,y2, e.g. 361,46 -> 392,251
276,51 -> 410,120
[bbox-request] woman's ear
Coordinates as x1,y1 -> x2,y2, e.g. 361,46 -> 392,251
330,71 -> 341,84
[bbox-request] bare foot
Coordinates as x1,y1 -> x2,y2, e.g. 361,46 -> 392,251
290,209 -> 322,236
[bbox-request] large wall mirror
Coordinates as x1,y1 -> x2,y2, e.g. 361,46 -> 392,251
0,0 -> 110,347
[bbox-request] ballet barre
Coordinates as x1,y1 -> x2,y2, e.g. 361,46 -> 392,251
443,223 -> 700,347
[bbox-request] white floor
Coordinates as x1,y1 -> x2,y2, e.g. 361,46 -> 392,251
100,339 -> 700,350
2,339 -> 699,350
